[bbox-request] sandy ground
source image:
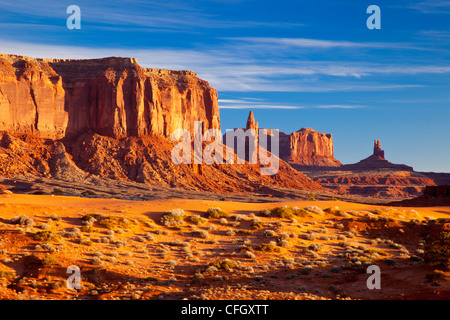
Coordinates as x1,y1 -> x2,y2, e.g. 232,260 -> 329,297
0,193 -> 449,300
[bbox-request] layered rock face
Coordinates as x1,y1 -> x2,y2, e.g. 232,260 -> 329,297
280,128 -> 342,167
0,53 -> 220,139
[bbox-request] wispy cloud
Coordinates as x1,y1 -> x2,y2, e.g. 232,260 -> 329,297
0,0 -> 303,31
408,0 -> 450,13
220,104 -> 303,109
0,39 -> 441,93
219,98 -> 303,109
226,37 -> 422,50
316,105 -> 366,109
417,29 -> 450,38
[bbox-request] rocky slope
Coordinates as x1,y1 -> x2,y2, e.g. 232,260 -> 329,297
390,185 -> 450,206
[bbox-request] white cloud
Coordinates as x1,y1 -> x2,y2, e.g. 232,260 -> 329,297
225,37 -> 421,50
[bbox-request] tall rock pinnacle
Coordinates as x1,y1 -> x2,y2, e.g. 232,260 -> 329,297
246,110 -> 258,132
373,139 -> 385,159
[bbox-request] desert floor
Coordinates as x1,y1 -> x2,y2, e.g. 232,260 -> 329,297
0,193 -> 449,300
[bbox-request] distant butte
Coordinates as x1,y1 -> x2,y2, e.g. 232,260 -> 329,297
342,139 -> 413,171
230,111 -> 342,168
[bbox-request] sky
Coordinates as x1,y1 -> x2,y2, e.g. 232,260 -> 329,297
0,0 -> 449,172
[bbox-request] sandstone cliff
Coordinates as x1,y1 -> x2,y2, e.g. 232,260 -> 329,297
279,128 -> 342,167
0,54 -> 220,139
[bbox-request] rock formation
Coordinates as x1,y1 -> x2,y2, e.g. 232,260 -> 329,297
373,139 -> 385,159
246,110 -> 258,132
0,53 -> 220,139
343,139 -> 413,171
279,128 -> 342,167
225,111 -> 341,167
0,54 -> 323,193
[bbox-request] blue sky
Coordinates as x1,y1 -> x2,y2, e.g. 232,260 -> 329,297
0,0 -> 449,172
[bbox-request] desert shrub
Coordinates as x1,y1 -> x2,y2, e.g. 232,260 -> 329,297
205,208 -> 230,219
81,190 -> 97,196
81,213 -> 104,223
424,231 -> 450,270
49,213 -> 61,221
304,206 -> 324,215
32,190 -> 47,195
308,192 -> 316,201
0,270 -> 14,279
79,237 -> 94,246
160,209 -> 186,227
82,213 -> 137,230
81,225 -> 96,233
344,231 -> 356,238
279,239 -> 290,248
330,266 -> 341,273
263,230 -> 276,237
384,259 -> 396,266
38,223 -> 51,230
301,233 -> 316,241
308,244 -> 322,252
41,256 -> 59,266
219,218 -> 228,224
34,231 -> 61,242
269,206 -> 308,219
256,241 -> 280,252
208,259 -> 238,271
250,218 -> 265,230
99,237 -> 110,243
426,270 -> 446,283
103,216 -> 137,230
259,209 -> 271,217
315,228 -> 328,234
364,248 -> 388,256
300,266 -> 313,275
245,251 -> 257,260
226,229 -> 236,236
10,215 -> 34,227
185,215 -> 207,225
91,256 -> 104,266
51,188 -> 64,195
324,207 -> 341,215
373,208 -> 385,215
192,230 -> 209,239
